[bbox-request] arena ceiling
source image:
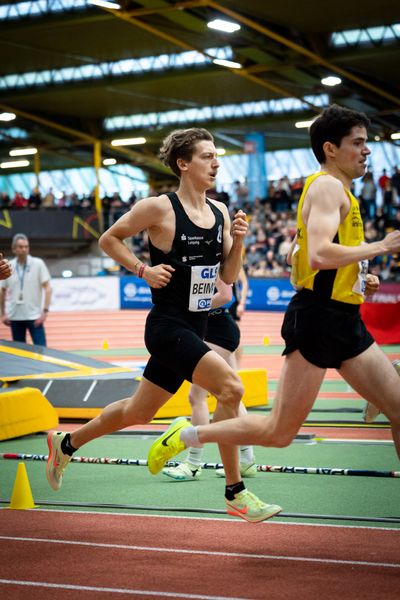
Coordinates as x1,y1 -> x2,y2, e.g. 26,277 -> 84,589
1,0 -> 400,182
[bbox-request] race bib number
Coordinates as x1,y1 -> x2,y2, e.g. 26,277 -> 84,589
352,258 -> 369,297
188,264 -> 219,311
289,243 -> 303,291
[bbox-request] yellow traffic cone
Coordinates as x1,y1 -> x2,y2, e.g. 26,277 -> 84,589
8,462 -> 38,509
102,339 -> 109,350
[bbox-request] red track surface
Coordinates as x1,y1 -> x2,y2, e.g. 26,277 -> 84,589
0,510 -> 399,600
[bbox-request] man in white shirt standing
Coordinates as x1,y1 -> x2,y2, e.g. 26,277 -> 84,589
0,233 -> 52,346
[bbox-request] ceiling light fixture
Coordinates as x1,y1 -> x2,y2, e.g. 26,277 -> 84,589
216,148 -> 226,155
207,19 -> 241,33
391,132 -> 400,140
295,119 -> 316,129
321,76 -> 342,86
213,58 -> 242,69
9,147 -> 37,156
103,158 -> 117,165
0,159 -> 30,169
0,112 -> 16,122
111,137 -> 146,146
88,0 -> 121,9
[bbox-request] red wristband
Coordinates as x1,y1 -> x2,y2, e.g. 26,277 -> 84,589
138,264 -> 146,278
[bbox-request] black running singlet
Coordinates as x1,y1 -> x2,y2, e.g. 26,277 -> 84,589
149,192 -> 224,312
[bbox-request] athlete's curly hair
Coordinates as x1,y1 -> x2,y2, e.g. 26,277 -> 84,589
310,104 -> 370,164
158,128 -> 214,177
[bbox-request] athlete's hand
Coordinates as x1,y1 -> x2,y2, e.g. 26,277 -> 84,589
364,274 -> 380,296
231,210 -> 248,243
0,253 -> 12,280
142,264 -> 175,288
381,230 -> 400,254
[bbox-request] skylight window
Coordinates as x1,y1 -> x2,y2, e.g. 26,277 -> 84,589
104,95 -> 329,131
0,47 -> 233,91
331,23 -> 400,47
0,1 -> 87,20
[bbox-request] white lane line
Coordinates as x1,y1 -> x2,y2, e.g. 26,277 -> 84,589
0,535 -> 398,569
0,579 -> 250,599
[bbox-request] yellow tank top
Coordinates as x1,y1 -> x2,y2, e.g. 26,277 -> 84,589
290,172 -> 367,305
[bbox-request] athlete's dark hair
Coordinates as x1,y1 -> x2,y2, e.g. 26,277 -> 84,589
159,128 -> 214,177
310,104 -> 370,164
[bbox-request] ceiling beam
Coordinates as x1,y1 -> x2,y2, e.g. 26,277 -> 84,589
206,1 -> 400,108
0,102 -> 168,174
102,4 -> 322,111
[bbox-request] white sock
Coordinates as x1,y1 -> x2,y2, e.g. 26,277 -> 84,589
186,446 -> 204,466
240,446 -> 255,464
181,426 -> 202,448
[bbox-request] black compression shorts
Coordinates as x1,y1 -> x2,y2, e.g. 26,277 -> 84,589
281,289 -> 374,369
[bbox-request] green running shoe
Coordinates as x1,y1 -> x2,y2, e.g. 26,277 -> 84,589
147,417 -> 191,475
216,461 -> 257,478
163,461 -> 202,481
46,431 -> 72,491
225,489 -> 282,523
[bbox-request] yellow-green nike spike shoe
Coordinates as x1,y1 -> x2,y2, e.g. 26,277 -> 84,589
147,417 -> 191,475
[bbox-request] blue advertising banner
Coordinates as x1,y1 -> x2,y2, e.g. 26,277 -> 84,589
120,276 -> 153,309
120,276 -> 295,312
246,278 -> 295,311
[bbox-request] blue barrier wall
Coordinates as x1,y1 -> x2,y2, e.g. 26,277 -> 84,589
120,276 -> 295,311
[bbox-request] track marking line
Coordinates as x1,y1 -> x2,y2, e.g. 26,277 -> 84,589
5,507 -> 399,531
0,579 -> 250,599
1,536 -> 399,569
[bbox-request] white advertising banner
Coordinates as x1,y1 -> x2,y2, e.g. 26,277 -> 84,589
51,277 -> 120,311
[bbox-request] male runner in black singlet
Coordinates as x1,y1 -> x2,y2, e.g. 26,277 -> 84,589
46,127 -> 281,523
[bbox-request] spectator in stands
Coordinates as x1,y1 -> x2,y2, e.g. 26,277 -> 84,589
378,168 -> 389,193
42,188 -> 56,209
57,191 -> 69,208
383,179 -> 395,218
12,191 -> 28,209
28,187 -> 42,210
0,233 -> 52,346
233,179 -> 249,208
0,191 -> 10,208
360,171 -> 376,219
391,166 -> 400,200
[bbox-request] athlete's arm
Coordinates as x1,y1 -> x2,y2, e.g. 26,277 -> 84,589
364,274 -> 380,296
236,265 -> 248,317
211,278 -> 233,309
219,208 -> 248,284
99,196 -> 175,288
306,176 -> 400,269
0,254 -> 12,280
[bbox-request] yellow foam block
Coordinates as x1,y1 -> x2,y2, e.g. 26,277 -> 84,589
0,387 -> 59,441
154,368 -> 268,419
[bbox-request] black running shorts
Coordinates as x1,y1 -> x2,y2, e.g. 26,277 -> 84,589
205,308 -> 240,352
281,289 -> 374,369
143,304 -> 211,394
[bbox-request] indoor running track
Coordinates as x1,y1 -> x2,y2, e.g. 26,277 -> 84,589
0,509 -> 399,600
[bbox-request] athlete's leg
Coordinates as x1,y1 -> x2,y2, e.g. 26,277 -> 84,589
70,377 -> 173,449
193,351 -> 325,448
339,343 -> 400,458
191,349 -> 243,484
